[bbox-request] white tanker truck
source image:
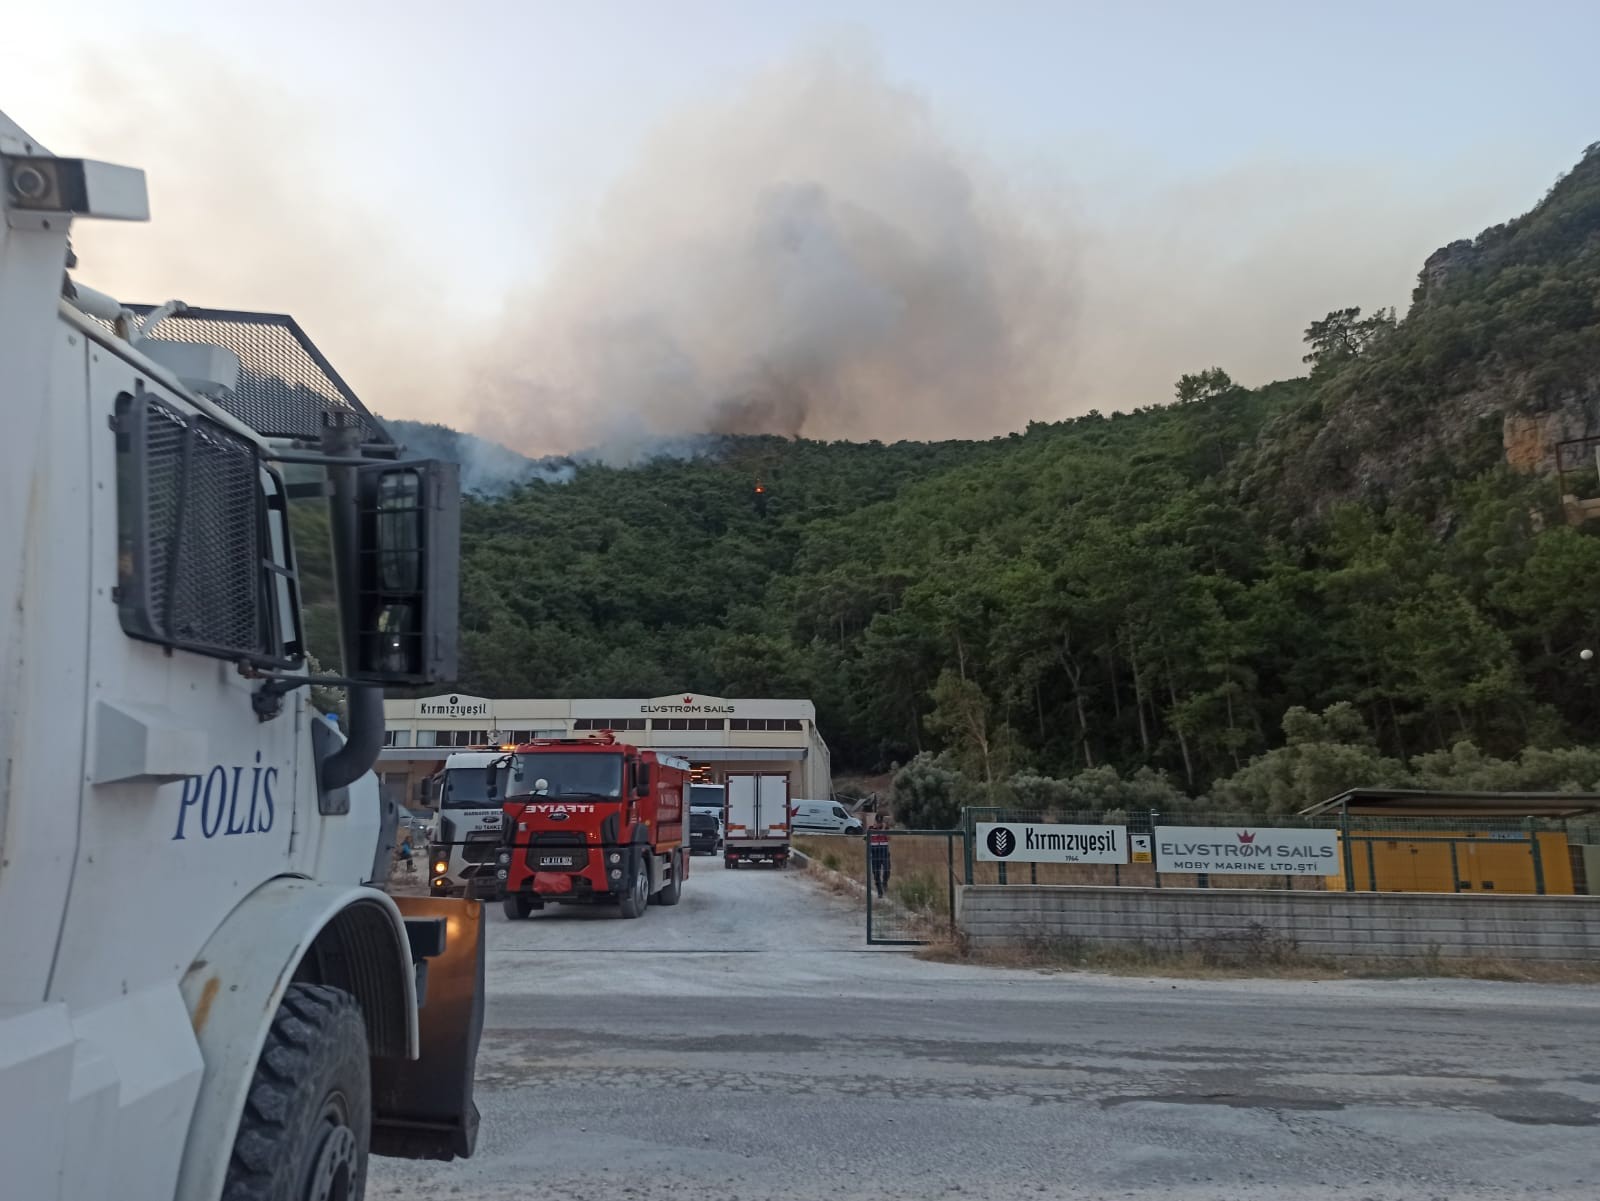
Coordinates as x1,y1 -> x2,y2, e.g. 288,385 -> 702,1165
0,107 -> 485,1199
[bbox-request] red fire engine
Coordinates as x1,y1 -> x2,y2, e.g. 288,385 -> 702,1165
494,733 -> 690,919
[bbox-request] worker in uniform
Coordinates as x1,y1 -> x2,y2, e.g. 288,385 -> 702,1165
868,812 -> 892,899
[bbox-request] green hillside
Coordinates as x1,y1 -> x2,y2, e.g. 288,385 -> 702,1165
1238,141 -> 1600,521
309,143 -> 1600,814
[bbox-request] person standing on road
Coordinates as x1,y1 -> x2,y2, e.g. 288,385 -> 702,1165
868,813 -> 891,899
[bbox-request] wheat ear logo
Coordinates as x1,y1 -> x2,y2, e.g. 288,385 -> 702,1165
986,826 -> 1016,857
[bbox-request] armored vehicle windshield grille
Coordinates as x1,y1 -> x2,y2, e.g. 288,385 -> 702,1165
128,306 -> 390,444
116,392 -> 296,665
145,400 -> 263,653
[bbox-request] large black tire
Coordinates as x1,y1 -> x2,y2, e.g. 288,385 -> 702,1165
618,854 -> 650,919
502,893 -> 536,920
223,983 -> 369,1201
655,851 -> 684,906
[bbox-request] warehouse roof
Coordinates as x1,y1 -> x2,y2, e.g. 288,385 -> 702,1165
1303,788 -> 1600,820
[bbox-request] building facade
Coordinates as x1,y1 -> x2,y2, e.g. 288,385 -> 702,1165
378,692 -> 833,809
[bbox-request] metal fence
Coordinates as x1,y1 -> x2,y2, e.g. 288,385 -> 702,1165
864,830 -> 962,945
793,831 -> 961,944
798,811 -> 1598,947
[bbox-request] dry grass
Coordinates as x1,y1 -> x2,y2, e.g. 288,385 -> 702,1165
793,833 -> 961,902
793,831 -> 953,933
802,857 -> 866,902
921,932 -> 1600,984
795,835 -> 959,942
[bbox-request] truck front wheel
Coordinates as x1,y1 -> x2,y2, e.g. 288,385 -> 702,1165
502,893 -> 537,920
618,858 -> 650,919
222,982 -> 370,1201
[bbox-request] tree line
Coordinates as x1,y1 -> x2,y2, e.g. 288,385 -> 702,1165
297,141 -> 1600,816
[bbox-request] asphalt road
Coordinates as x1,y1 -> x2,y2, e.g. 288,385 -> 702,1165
369,855 -> 1600,1201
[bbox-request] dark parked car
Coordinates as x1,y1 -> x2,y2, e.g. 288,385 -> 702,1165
690,810 -> 724,856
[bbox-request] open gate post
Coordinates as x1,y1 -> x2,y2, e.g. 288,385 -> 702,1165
865,828 -> 962,945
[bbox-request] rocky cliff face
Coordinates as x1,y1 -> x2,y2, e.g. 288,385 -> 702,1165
1237,144 -> 1600,524
1415,239 -> 1482,309
1503,393 -> 1600,479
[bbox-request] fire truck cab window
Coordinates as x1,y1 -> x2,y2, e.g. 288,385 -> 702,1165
508,752 -> 623,799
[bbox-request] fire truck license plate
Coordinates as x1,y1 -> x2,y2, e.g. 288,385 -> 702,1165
539,855 -> 575,867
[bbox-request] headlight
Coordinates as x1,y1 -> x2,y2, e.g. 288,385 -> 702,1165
609,868 -> 622,880
608,852 -> 621,864
496,868 -> 508,880
432,860 -> 448,875
496,850 -> 511,867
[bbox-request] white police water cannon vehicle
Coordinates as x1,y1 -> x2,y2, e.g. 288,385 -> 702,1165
0,106 -> 486,1200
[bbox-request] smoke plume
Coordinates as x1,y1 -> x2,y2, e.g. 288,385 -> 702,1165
22,43 -> 1549,469
472,53 -> 1079,459
20,47 -> 463,423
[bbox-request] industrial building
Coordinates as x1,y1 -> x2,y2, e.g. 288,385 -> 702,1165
377,692 -> 832,809
1303,788 -> 1600,895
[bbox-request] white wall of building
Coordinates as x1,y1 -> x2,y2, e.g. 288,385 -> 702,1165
379,692 -> 832,805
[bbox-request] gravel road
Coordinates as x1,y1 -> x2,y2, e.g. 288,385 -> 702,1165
369,858 -> 1599,1201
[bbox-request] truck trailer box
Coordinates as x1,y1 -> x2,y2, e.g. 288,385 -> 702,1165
724,772 -> 791,868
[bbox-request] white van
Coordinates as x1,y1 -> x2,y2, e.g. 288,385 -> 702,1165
689,782 -> 727,814
791,799 -> 864,835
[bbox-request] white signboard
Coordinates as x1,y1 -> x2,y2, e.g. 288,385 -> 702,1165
639,693 -> 736,715
1155,826 -> 1341,876
976,823 -> 1128,864
416,693 -> 492,719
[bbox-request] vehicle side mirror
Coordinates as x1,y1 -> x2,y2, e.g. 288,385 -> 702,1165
634,763 -> 651,798
352,459 -> 460,684
482,765 -> 499,797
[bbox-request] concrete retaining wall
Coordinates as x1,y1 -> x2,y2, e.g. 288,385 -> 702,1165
959,885 -> 1600,961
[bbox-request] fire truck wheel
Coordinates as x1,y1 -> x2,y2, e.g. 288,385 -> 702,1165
656,852 -> 684,906
619,857 -> 650,918
222,983 -> 369,1201
502,894 -> 536,921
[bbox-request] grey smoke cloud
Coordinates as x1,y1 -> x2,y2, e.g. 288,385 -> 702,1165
471,52 -> 1080,459
26,43 -> 1554,469
24,47 -> 463,423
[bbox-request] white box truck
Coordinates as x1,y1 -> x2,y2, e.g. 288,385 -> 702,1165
428,750 -> 509,897
0,107 -> 485,1199
724,773 -> 792,868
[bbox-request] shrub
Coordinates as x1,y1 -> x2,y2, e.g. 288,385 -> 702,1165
890,753 -> 979,828
892,869 -> 940,912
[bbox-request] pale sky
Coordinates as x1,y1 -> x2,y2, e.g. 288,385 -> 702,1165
5,2 -> 1597,450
